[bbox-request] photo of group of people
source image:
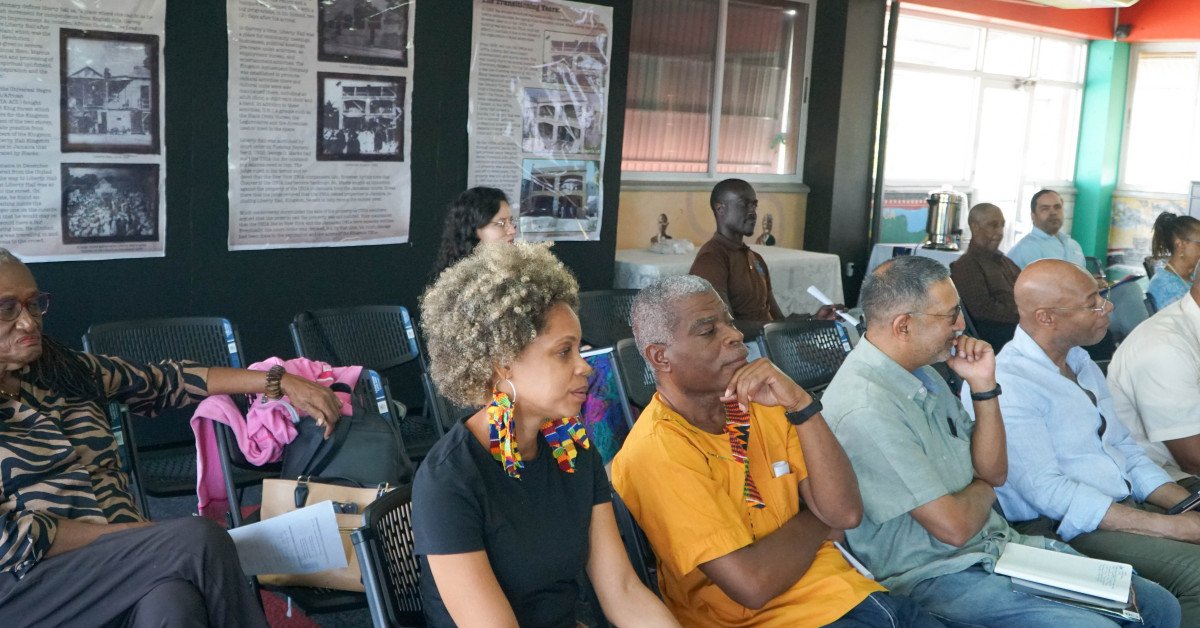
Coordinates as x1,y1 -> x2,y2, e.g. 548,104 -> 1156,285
60,29 -> 160,154
314,0 -> 410,162
60,164 -> 160,245
317,73 -> 405,161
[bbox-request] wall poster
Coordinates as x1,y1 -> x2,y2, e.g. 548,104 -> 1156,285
468,0 -> 613,242
0,0 -> 167,262
228,0 -> 414,250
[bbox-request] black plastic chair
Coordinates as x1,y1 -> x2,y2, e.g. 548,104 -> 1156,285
1146,292 -> 1159,316
760,320 -> 853,395
578,290 -> 638,348
351,482 -> 424,627
290,306 -> 444,460
610,488 -> 659,597
615,338 -> 655,411
82,317 -> 275,520
1143,256 -> 1159,279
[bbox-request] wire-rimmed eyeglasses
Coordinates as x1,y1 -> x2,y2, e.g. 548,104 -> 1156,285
1045,296 -> 1110,315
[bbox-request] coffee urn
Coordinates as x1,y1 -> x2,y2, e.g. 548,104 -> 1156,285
923,188 -> 966,251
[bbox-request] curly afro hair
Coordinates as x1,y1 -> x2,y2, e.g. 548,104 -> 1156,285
420,241 -> 579,407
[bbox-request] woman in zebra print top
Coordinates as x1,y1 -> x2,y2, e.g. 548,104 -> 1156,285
0,249 -> 342,626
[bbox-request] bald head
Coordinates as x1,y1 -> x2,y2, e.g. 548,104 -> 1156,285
967,203 -> 1001,227
1015,259 -> 1092,316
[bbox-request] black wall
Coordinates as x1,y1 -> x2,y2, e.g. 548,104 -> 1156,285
803,0 -> 886,305
34,1 -> 629,365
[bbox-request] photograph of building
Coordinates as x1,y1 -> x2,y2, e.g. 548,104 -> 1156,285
60,30 -> 159,153
317,72 -> 405,161
319,0 -> 409,66
521,88 -> 604,155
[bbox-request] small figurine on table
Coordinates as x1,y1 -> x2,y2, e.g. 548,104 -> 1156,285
651,212 -> 673,244
755,213 -> 777,246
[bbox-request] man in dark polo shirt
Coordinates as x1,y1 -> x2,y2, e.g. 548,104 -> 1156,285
690,178 -> 838,327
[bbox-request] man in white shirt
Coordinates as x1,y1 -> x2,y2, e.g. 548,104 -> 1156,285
1006,190 -> 1087,270
1109,278 -> 1200,493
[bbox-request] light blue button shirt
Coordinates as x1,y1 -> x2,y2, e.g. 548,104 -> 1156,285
1006,227 -> 1087,270
1147,267 -> 1191,311
963,327 -> 1172,541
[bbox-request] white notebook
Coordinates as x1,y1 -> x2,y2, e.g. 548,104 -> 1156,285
995,542 -> 1132,604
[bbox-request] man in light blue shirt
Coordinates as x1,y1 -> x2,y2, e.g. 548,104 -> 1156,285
1006,189 -> 1087,270
823,256 -> 1178,627
976,258 -> 1200,625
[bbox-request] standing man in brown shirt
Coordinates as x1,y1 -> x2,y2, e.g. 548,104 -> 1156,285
949,203 -> 1020,350
690,179 -> 838,329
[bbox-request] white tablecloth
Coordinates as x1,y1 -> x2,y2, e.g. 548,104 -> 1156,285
614,246 -> 844,315
866,243 -> 964,275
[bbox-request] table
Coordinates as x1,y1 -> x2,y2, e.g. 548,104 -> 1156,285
866,243 -> 964,275
614,246 -> 844,315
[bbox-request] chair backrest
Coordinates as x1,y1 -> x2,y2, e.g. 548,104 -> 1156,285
615,338 -> 655,411
580,347 -> 636,465
1145,292 -> 1159,316
84,317 -> 243,368
610,488 -> 659,596
1143,256 -> 1159,279
959,303 -> 981,339
290,306 -> 420,372
761,320 -> 853,393
351,483 -> 424,628
1085,255 -> 1104,278
578,290 -> 639,348
1107,279 -> 1150,341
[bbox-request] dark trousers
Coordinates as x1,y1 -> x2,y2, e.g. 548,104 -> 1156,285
0,517 -> 266,628
824,592 -> 947,627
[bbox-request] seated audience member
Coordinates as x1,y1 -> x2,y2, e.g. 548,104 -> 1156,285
1146,211 -> 1200,310
430,186 -> 516,278
690,178 -> 840,330
611,275 -> 943,627
0,249 -> 345,627
985,259 -> 1200,623
1006,189 -> 1087,270
413,243 -> 675,628
950,202 -> 1020,350
822,255 -> 1178,627
1110,277 -> 1200,487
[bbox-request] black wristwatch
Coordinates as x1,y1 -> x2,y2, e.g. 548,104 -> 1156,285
786,398 -> 823,425
970,383 -> 1002,401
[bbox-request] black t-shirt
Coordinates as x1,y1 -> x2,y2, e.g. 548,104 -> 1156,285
413,419 -> 610,627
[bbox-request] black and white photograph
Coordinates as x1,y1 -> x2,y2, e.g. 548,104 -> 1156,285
60,164 -> 160,244
520,159 -> 599,220
541,31 -> 607,90
521,88 -> 604,155
60,29 -> 160,154
318,0 -> 409,67
317,72 -> 406,161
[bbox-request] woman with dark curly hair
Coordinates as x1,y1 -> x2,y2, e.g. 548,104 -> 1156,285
430,186 -> 516,277
414,243 -> 677,628
1148,211 -> 1200,310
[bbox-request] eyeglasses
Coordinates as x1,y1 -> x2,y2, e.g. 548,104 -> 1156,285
1046,296 -> 1110,315
487,218 -> 518,231
907,304 -> 962,321
0,292 -> 51,322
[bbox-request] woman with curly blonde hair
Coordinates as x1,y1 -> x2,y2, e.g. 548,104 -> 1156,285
413,242 -> 676,628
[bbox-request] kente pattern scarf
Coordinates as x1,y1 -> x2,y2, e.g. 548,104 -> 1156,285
487,389 -> 590,479
724,400 -> 765,509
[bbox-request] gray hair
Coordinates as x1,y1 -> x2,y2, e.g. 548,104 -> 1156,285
861,256 -> 950,327
631,275 -> 716,356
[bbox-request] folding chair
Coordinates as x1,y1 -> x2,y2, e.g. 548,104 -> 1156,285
610,488 -> 659,596
1143,256 -> 1159,280
351,483 -> 425,627
290,306 -> 444,460
614,338 -> 655,411
1107,279 -> 1150,342
1145,292 -> 1159,316
760,320 -> 854,395
578,290 -> 638,348
83,317 -> 275,520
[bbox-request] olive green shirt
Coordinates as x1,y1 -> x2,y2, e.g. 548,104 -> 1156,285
821,339 -> 1042,595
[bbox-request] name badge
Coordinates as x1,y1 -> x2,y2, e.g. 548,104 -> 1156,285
771,460 -> 791,478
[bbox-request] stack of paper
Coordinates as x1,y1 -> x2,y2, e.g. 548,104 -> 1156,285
995,542 -> 1139,621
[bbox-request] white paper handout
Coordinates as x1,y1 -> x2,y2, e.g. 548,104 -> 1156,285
227,500 -> 348,576
995,542 -> 1132,604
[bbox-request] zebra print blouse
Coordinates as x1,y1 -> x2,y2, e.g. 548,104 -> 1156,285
0,351 -> 207,578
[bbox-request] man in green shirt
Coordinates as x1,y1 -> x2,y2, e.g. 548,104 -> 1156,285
821,255 -> 1178,627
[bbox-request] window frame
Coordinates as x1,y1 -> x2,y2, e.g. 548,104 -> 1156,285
621,0 -> 818,184
1118,42 -> 1200,196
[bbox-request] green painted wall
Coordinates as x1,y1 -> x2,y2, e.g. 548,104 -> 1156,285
1072,40 -> 1130,258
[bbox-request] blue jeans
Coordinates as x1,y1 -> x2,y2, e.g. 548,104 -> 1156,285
907,566 -> 1180,628
824,592 -> 947,627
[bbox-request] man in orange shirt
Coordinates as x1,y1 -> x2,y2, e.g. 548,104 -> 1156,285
611,275 -> 943,627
